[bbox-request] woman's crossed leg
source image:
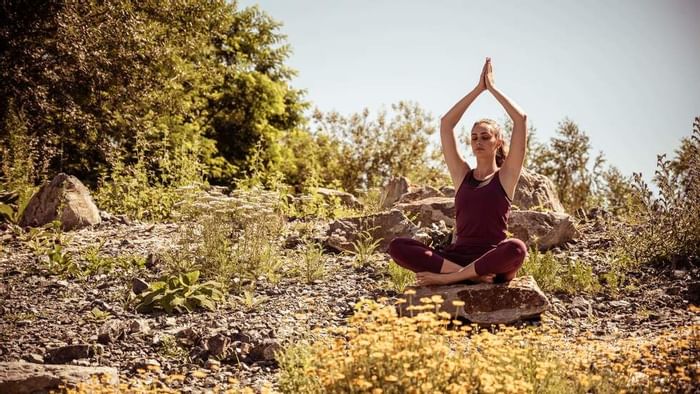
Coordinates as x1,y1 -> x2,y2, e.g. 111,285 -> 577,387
387,237 -> 527,286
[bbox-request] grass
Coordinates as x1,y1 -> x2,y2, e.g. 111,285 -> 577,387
521,247 -> 603,295
290,238 -> 327,284
386,259 -> 415,293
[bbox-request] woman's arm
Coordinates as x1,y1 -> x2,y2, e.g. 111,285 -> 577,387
485,60 -> 527,198
440,60 -> 489,188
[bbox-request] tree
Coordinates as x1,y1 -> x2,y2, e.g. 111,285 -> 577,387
529,118 -> 604,214
310,102 -> 446,193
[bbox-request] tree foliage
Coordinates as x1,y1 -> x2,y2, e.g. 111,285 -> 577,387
0,0 -> 306,189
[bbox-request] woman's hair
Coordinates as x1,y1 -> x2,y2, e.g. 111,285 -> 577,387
473,118 -> 509,167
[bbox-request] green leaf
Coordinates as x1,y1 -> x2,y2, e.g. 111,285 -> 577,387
182,270 -> 200,286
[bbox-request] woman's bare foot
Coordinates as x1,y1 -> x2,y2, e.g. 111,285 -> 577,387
474,273 -> 496,284
415,271 -> 452,286
415,271 -> 497,286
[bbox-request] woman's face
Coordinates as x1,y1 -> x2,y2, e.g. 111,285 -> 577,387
471,124 -> 501,157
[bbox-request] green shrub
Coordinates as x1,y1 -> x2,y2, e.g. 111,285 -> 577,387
613,117 -> 700,268
290,239 -> 327,284
135,271 -> 225,314
347,228 -> 383,268
386,260 -> 415,293
162,190 -> 286,293
24,221 -> 82,278
521,247 -> 600,294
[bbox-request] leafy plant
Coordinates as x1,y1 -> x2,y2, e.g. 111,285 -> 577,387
134,271 -> 225,314
232,288 -> 269,312
25,220 -> 83,278
81,239 -> 146,276
347,228 -> 383,268
88,307 -> 112,322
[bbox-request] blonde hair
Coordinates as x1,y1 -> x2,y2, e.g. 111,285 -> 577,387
473,118 -> 508,167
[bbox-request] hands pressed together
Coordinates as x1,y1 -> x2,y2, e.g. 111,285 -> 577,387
476,57 -> 495,93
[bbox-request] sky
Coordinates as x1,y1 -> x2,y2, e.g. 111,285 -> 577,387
236,0 -> 700,182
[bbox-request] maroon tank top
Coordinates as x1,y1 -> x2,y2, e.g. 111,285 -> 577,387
451,168 -> 512,248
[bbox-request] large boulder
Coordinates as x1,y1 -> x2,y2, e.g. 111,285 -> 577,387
396,185 -> 444,204
394,197 -> 455,228
513,169 -> 565,213
19,173 -> 100,231
325,209 -> 431,253
0,361 -> 118,393
508,210 -> 579,250
382,169 -> 565,213
392,197 -> 576,250
397,275 -> 550,325
379,176 -> 411,209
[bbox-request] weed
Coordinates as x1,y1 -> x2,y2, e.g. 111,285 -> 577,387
386,260 -> 415,293
232,288 -> 269,312
291,239 -> 327,284
348,228 -> 382,268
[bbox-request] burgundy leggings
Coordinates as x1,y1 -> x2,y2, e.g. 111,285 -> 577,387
388,237 -> 528,283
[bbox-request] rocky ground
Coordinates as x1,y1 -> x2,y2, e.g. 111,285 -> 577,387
1,213 -> 699,392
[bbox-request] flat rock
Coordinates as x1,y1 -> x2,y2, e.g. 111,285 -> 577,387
45,344 -> 97,364
0,361 -> 118,393
397,276 -> 550,325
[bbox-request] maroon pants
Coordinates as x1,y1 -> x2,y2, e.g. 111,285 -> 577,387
388,237 -> 528,283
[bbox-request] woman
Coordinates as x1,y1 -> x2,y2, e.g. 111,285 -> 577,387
388,57 -> 528,286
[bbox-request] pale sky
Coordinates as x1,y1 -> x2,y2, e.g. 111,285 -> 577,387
236,0 -> 700,182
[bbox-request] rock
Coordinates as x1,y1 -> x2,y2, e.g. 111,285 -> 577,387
0,361 -> 118,393
44,344 -> 98,364
314,187 -> 363,209
325,209 -> 431,253
609,300 -> 631,308
394,197 -> 455,228
397,276 -> 550,325
248,338 -> 281,362
396,186 -> 445,204
131,278 -> 149,295
128,319 -> 150,335
19,173 -> 101,231
380,176 -> 411,209
24,353 -> 44,364
685,281 -> 700,304
206,334 -> 230,357
508,210 -> 579,250
97,320 -> 127,344
512,169 -> 565,213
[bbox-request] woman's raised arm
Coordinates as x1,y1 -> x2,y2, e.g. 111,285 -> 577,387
484,59 -> 528,199
440,61 -> 489,188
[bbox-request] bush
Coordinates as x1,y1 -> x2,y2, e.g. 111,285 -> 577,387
614,117 -> 700,268
161,188 -> 286,293
521,247 -> 600,294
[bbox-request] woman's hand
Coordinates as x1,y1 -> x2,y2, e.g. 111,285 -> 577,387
484,57 -> 495,91
476,57 -> 489,92
476,58 -> 489,93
